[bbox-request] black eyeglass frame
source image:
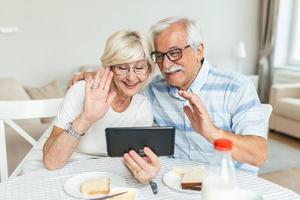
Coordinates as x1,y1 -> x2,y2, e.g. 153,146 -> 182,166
151,45 -> 191,64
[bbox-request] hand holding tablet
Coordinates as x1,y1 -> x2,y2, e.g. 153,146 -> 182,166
105,126 -> 175,194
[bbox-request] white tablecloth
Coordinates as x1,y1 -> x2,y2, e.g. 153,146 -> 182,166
0,157 -> 299,199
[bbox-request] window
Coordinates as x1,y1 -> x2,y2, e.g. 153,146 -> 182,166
289,0 -> 300,65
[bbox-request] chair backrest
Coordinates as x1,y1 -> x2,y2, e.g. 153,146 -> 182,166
0,98 -> 63,182
261,104 -> 273,137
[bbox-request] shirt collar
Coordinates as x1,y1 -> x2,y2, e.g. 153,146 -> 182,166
168,58 -> 211,99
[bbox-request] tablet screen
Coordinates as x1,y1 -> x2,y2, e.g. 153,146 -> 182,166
105,126 -> 175,157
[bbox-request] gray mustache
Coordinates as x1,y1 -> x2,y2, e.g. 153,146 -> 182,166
163,65 -> 184,73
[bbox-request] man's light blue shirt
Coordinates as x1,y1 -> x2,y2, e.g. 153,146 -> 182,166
142,59 -> 266,173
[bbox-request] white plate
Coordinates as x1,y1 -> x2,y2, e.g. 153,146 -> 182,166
239,189 -> 263,200
162,170 -> 201,194
109,187 -> 138,199
64,171 -> 126,199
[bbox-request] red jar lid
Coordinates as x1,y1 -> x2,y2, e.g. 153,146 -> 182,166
214,138 -> 233,151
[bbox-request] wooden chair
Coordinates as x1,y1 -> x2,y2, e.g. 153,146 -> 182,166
0,98 -> 63,182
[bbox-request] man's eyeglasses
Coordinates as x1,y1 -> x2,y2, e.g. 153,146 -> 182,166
151,45 -> 191,64
111,60 -> 149,75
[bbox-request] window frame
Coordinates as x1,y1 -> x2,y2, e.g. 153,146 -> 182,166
288,0 -> 300,66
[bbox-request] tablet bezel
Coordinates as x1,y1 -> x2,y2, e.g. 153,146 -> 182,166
105,126 -> 175,157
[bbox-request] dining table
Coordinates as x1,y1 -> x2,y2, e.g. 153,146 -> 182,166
0,157 -> 299,200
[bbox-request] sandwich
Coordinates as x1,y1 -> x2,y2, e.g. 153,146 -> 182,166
181,169 -> 204,191
172,165 -> 205,191
80,178 -> 110,196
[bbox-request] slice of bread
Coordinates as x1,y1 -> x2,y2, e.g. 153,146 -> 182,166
173,165 -> 205,177
172,165 -> 205,191
80,178 -> 110,196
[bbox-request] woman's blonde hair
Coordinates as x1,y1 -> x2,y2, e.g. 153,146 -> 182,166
101,30 -> 155,74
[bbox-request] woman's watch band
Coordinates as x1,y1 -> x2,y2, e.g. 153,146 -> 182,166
65,122 -> 85,140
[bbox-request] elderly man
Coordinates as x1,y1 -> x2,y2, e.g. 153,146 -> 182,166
70,16 -> 267,181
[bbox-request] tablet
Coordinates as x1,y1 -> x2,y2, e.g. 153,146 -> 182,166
105,126 -> 175,157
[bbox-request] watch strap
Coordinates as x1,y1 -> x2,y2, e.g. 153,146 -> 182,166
65,122 -> 85,140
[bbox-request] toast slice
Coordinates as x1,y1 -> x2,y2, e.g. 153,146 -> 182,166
80,178 -> 110,196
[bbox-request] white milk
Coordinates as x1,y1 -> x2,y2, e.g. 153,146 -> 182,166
202,177 -> 239,200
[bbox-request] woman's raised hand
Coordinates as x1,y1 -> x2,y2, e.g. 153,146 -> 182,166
82,68 -> 117,124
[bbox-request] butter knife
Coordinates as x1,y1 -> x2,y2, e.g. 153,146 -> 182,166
91,191 -> 127,200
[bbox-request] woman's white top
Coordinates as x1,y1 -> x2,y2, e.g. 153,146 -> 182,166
22,81 -> 153,173
54,81 -> 153,156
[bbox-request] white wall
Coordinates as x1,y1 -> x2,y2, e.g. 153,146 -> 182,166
0,0 -> 259,87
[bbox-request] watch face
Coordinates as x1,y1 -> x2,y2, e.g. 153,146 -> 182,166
65,122 -> 72,133
66,122 -> 72,129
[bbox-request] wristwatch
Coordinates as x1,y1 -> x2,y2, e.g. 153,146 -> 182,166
65,122 -> 85,140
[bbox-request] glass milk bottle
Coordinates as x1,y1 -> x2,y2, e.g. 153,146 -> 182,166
202,138 -> 239,200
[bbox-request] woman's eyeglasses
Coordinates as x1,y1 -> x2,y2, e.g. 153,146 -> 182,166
111,61 -> 149,75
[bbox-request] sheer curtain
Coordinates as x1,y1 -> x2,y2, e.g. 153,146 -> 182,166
257,0 -> 280,102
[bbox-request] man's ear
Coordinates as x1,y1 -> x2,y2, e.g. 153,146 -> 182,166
195,43 -> 204,63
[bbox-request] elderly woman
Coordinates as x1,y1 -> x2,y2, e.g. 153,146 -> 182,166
42,30 -> 160,183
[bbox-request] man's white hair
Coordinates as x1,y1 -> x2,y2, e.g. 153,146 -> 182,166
149,16 -> 203,49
